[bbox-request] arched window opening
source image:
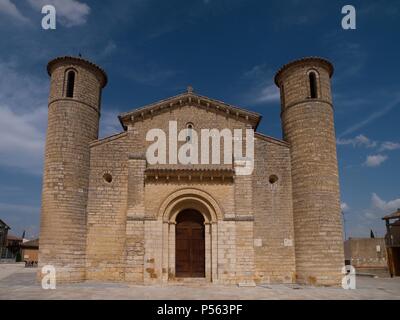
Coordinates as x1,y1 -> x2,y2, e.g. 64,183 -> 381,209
186,123 -> 194,143
66,71 -> 76,98
309,72 -> 318,99
280,83 -> 286,106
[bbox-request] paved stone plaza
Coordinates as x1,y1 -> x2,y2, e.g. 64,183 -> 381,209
0,264 -> 400,300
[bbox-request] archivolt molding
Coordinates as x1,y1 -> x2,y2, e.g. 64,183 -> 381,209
159,188 -> 224,223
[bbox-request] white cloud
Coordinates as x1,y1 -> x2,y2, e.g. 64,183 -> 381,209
371,193 -> 400,213
101,40 -> 117,57
364,154 -> 388,167
365,193 -> 400,220
337,134 -> 377,148
0,0 -> 30,23
244,63 -> 270,79
99,109 -> 123,139
0,105 -> 46,174
254,84 -> 280,104
341,202 -> 350,213
347,193 -> 400,237
0,61 -> 48,174
242,64 -> 280,105
27,0 -> 90,27
339,96 -> 400,137
0,61 -> 48,109
379,141 -> 400,152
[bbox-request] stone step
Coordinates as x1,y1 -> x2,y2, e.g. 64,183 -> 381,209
169,278 -> 211,286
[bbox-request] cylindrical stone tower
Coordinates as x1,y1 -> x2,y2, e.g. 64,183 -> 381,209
39,56 -> 107,282
275,57 -> 344,286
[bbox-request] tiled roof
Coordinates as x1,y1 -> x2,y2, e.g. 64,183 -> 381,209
274,57 -> 334,85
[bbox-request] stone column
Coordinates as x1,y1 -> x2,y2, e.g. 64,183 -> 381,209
162,221 -> 169,282
205,223 -> 212,281
168,223 -> 176,280
211,222 -> 218,282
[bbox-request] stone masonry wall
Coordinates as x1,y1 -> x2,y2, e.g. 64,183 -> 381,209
252,134 -> 296,283
85,133 -> 129,281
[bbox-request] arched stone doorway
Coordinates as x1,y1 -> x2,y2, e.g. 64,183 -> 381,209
175,209 -> 205,278
159,188 -> 223,282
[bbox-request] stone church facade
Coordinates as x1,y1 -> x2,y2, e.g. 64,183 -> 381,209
39,56 -> 344,286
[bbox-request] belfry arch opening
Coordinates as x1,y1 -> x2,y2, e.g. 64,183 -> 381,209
308,71 -> 318,99
66,70 -> 76,98
175,209 -> 205,278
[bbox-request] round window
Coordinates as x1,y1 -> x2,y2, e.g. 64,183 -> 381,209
103,173 -> 113,183
269,174 -> 279,184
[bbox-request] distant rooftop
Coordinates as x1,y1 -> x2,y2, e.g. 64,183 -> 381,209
0,219 -> 10,229
21,239 -> 39,249
382,208 -> 400,220
7,234 -> 22,241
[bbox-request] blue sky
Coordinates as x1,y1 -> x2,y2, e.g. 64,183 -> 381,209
0,0 -> 399,239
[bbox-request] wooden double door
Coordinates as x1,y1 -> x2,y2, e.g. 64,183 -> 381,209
175,210 -> 205,278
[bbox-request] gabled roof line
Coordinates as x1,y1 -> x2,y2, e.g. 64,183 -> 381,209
0,219 -> 10,229
255,132 -> 289,148
118,91 -> 262,130
89,132 -> 127,148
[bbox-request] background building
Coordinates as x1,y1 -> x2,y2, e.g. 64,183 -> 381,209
383,209 -> 400,277
344,238 -> 389,277
0,219 -> 10,260
21,239 -> 39,265
5,234 -> 23,261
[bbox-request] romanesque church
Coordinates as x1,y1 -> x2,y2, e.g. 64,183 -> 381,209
39,56 -> 344,286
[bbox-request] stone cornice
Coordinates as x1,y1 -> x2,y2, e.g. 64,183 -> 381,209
47,56 -> 108,88
224,216 -> 254,222
274,56 -> 334,86
145,168 -> 235,182
49,98 -> 100,116
118,91 -> 261,130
